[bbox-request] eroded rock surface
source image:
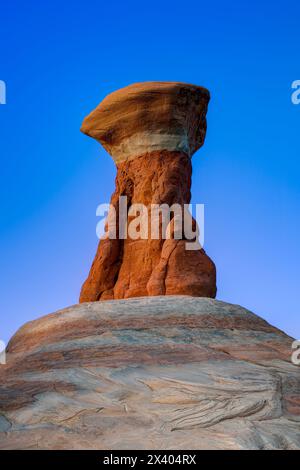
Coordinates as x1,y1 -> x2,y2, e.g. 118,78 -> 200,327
80,82 -> 216,302
80,151 -> 216,302
1,296 -> 299,450
81,81 -> 210,163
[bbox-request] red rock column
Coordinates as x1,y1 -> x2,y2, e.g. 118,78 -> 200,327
79,82 -> 216,302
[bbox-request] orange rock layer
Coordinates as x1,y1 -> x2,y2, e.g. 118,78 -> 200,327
80,151 -> 216,302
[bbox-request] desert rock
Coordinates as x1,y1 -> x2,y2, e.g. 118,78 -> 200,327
0,297 -> 299,450
80,82 -> 216,302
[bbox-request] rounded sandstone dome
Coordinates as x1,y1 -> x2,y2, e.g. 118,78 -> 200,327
1,297 -> 299,449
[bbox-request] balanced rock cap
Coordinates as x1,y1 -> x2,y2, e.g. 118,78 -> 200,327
81,81 -> 210,164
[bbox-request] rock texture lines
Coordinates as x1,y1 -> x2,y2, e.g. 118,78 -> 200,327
1,297 -> 299,450
80,82 -> 216,302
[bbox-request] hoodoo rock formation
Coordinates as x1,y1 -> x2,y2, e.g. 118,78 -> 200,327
0,81 -> 299,451
79,82 -> 216,302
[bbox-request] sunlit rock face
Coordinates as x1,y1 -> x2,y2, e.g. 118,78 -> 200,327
79,82 -> 217,302
1,297 -> 299,450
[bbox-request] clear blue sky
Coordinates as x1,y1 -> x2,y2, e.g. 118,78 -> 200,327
1,0 -> 299,343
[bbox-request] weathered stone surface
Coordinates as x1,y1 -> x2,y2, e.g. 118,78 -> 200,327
81,82 -> 210,163
80,151 -> 216,302
1,296 -> 299,450
80,82 -> 216,302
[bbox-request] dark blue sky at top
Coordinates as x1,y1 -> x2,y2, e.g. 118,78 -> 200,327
0,0 -> 299,343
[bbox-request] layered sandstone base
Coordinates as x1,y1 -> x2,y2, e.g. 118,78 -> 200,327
80,151 -> 216,302
1,297 -> 299,450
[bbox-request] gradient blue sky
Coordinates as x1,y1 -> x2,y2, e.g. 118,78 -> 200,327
1,0 -> 299,344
